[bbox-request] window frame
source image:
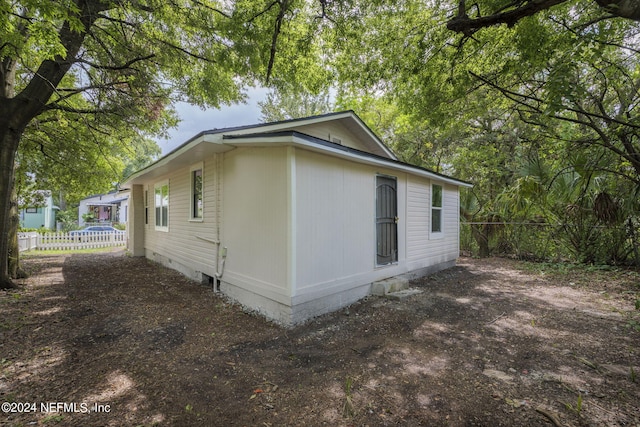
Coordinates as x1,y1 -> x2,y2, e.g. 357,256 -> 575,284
154,180 -> 169,232
144,188 -> 149,225
190,163 -> 204,221
430,183 -> 444,238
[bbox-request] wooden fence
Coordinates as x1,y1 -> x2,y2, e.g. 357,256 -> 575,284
18,231 -> 126,252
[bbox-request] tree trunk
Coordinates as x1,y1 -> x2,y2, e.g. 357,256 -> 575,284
472,223 -> 491,257
628,218 -> 640,267
9,182 -> 27,279
0,0 -> 106,288
0,126 -> 22,289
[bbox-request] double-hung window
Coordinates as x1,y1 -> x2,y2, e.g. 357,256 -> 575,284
154,181 -> 169,231
190,164 -> 203,221
431,184 -> 443,235
144,189 -> 149,225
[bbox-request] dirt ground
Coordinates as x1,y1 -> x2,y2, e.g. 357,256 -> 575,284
1,250 -> 639,427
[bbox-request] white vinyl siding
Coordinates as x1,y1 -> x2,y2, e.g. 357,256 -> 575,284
295,149 -> 375,290
222,147 -> 289,296
143,157 -> 219,279
407,178 -> 430,259
406,177 -> 459,271
293,148 -> 413,299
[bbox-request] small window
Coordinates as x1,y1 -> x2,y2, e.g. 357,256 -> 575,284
144,189 -> 149,225
190,164 -> 203,220
431,184 -> 443,234
154,181 -> 169,231
26,207 -> 38,214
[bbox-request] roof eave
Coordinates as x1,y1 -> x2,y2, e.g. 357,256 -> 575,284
123,133 -> 229,186
224,132 -> 472,188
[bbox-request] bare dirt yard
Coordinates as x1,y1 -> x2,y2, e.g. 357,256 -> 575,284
1,250 -> 639,427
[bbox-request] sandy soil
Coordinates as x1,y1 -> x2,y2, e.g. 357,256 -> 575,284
1,250 -> 638,426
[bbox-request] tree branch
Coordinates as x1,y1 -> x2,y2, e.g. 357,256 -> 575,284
247,0 -> 279,23
190,0 -> 231,18
45,78 -> 139,106
469,71 -> 640,130
157,39 -> 215,62
446,0 -> 567,35
1,7 -> 32,98
447,0 -> 640,36
76,54 -> 156,71
548,16 -> 640,55
43,103 -> 121,115
266,0 -> 290,84
593,0 -> 640,21
16,0 -> 111,122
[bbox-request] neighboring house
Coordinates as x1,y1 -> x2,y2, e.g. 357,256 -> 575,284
19,190 -> 58,230
78,191 -> 129,227
123,111 -> 472,325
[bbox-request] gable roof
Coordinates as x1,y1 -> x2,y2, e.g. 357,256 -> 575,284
123,111 -> 471,188
203,110 -> 397,160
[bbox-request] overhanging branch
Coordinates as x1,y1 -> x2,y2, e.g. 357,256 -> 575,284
43,103 -> 120,115
157,39 -> 215,62
76,54 -> 156,71
447,0 -> 640,36
266,0 -> 290,84
469,71 -> 640,130
446,0 -> 567,35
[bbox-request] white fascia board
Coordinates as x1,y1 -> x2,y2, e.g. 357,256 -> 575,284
123,133 -> 230,185
226,134 -> 472,188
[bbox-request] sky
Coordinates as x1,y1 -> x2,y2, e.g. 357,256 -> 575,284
157,87 -> 269,155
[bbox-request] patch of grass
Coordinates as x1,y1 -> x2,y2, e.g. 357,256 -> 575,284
520,260 -> 640,290
343,376 -> 356,418
623,298 -> 640,331
564,393 -> 583,416
3,392 -> 17,402
627,319 -> 640,332
0,320 -> 24,331
520,261 -> 578,275
42,414 -> 65,423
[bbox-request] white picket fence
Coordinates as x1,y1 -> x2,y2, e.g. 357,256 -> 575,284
18,232 -> 38,252
18,231 -> 126,252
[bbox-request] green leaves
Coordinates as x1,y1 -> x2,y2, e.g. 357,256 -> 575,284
316,0 -> 640,263
0,0 -> 80,66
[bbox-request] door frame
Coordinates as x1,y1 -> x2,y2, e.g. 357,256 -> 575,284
375,174 -> 398,266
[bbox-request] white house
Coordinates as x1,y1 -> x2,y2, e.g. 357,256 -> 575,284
123,111 -> 472,325
78,191 -> 129,227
